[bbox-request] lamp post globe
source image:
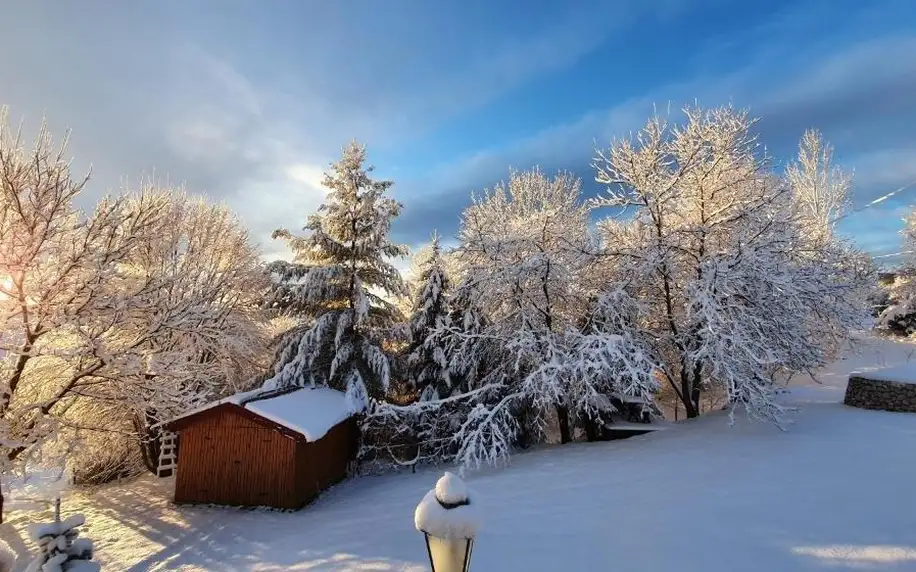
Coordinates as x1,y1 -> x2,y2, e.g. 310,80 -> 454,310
414,472 -> 479,572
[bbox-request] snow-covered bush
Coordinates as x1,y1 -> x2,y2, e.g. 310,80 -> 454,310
24,513 -> 99,572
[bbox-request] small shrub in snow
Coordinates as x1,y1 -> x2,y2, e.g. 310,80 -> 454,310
24,513 -> 99,572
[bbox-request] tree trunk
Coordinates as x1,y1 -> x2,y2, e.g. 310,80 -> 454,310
680,369 -> 699,419
583,415 -> 601,442
515,405 -> 533,449
132,409 -> 162,474
556,403 -> 572,444
690,363 -> 703,417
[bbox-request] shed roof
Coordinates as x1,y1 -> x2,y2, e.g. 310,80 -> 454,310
164,385 -> 354,442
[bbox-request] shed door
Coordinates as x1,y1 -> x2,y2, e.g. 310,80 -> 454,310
196,420 -> 289,507
233,426 -> 286,507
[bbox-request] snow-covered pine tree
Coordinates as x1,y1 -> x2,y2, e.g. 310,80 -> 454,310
405,234 -> 453,401
268,142 -> 408,409
442,278 -> 493,396
25,512 -> 99,572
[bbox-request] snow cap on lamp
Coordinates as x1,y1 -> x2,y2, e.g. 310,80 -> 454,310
414,472 -> 479,539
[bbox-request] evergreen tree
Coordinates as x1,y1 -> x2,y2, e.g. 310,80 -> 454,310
443,278 -> 493,395
25,512 -> 99,572
406,234 -> 453,401
268,142 -> 408,409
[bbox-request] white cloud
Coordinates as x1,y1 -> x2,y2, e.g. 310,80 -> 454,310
286,164 -> 328,194
396,31 -> 916,247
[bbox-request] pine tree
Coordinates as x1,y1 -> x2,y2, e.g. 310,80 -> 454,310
443,278 -> 493,395
25,511 -> 99,572
405,234 -> 452,401
268,142 -> 408,409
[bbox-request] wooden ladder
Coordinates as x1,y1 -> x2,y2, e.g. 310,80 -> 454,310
157,431 -> 178,477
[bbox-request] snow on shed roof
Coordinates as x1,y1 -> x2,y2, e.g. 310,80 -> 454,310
244,386 -> 353,441
166,385 -> 354,441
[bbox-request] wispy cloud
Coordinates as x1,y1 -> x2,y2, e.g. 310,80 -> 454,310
1,0 -> 913,258
395,32 -> 916,244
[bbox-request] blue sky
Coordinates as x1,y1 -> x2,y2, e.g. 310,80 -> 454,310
1,0 -> 915,263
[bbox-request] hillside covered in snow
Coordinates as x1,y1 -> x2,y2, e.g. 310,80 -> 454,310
2,335 -> 915,571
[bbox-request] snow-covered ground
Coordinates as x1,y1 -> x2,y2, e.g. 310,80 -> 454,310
2,334 -> 916,571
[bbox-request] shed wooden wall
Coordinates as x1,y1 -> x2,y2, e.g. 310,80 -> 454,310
293,416 -> 359,504
174,407 -> 300,508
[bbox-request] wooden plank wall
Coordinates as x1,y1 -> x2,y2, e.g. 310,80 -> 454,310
293,417 -> 359,506
174,408 -> 298,508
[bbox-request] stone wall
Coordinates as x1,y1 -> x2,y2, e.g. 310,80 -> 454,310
844,376 -> 916,412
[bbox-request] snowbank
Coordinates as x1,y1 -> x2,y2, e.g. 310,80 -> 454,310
3,335 -> 915,571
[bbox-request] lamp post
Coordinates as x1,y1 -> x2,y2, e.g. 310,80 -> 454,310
414,472 -> 479,572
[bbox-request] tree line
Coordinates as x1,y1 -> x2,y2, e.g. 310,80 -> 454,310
0,105 -> 876,510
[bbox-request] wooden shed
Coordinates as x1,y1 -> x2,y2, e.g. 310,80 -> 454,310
163,385 -> 358,510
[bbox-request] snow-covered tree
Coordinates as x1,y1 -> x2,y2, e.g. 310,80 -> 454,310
592,106 -> 868,423
405,234 -> 452,401
451,168 -> 626,444
0,115 -> 165,483
877,211 -> 916,336
117,189 -> 271,473
786,129 -> 851,248
268,141 -> 408,409
454,169 -> 591,442
786,128 -> 873,355
25,512 -> 99,572
0,113 -> 271,518
363,169 -> 660,470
